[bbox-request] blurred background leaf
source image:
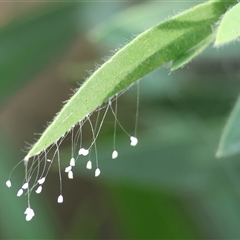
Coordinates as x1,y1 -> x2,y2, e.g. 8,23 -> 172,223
1,1 -> 240,239
217,95 -> 240,157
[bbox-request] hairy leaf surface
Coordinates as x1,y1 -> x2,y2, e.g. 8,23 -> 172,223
26,0 -> 236,159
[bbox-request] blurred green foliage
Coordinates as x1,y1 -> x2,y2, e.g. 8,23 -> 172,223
0,3 -> 79,104
1,1 -> 240,239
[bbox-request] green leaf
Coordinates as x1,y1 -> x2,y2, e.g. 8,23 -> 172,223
171,34 -> 214,71
217,96 -> 240,157
25,0 -> 236,159
215,2 -> 240,46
